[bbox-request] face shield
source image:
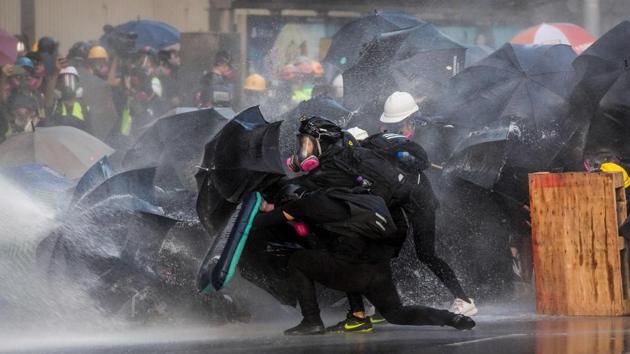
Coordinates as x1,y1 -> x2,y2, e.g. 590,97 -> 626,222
296,134 -> 321,162
56,74 -> 81,100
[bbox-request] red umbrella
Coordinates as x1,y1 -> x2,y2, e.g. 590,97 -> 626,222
0,27 -> 17,66
511,23 -> 596,54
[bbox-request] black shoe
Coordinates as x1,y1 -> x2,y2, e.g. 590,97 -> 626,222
284,319 -> 326,335
449,314 -> 476,330
326,312 -> 374,333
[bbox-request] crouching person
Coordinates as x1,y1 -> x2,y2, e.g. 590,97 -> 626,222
252,187 -> 475,335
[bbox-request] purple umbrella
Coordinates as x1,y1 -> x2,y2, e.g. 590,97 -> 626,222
0,28 -> 17,66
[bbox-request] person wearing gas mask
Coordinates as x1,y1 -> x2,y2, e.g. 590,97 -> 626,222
1,60 -> 45,128
123,66 -> 168,134
0,93 -> 40,141
253,117 -> 475,335
42,61 -> 89,131
284,117 -> 475,331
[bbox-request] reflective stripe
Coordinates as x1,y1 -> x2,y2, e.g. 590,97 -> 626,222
61,102 -> 84,120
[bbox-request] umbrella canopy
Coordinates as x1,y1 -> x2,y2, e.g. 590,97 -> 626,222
37,199 -> 177,313
103,20 -> 180,51
439,44 -> 577,199
323,11 -> 420,74
0,164 -> 73,210
196,106 -> 285,235
71,156 -> 114,204
584,65 -> 630,157
123,108 -> 229,191
558,21 -> 630,164
72,167 -> 159,210
511,23 -> 595,54
343,23 -> 465,110
0,27 -> 17,66
0,126 -> 114,179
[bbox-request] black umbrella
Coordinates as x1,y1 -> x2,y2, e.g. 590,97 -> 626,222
195,106 -> 285,234
439,44 -> 577,203
71,156 -> 114,204
343,23 -> 465,110
439,43 -> 577,170
123,108 -> 229,191
570,21 -> 630,158
37,200 -> 178,313
323,11 -> 420,75
72,167 -> 159,209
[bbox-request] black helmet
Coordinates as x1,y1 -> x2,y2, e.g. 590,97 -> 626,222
298,116 -> 343,141
68,41 -> 91,60
38,36 -> 58,55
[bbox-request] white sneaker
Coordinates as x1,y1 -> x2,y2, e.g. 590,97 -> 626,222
450,298 -> 478,316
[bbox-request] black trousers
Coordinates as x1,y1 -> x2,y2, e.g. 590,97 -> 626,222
405,177 -> 468,301
288,249 -> 454,326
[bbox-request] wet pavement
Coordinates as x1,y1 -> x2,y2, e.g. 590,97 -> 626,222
5,312 -> 630,354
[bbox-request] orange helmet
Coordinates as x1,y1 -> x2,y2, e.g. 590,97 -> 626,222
244,74 -> 267,92
311,61 -> 324,77
88,46 -> 109,60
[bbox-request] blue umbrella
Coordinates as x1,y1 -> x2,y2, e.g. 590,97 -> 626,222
108,20 -> 180,50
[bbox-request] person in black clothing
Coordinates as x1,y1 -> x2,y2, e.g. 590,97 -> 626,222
253,187 -> 475,335
254,117 -> 475,335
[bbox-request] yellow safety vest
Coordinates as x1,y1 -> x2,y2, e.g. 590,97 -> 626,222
292,86 -> 313,103
601,162 -> 630,189
60,102 -> 84,121
120,106 -> 132,136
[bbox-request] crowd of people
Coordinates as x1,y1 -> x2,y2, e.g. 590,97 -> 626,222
0,32 -> 335,152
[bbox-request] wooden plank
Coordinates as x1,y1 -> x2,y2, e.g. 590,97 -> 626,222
529,172 -> 626,316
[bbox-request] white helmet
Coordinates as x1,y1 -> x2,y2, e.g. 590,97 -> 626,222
380,91 -> 419,124
59,66 -> 79,77
332,74 -> 343,98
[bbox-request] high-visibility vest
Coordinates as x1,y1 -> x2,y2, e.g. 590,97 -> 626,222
120,106 -> 132,136
60,102 -> 85,120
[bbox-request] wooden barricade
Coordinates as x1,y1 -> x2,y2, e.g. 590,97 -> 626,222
529,172 -> 628,316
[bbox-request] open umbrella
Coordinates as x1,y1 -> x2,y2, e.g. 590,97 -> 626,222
0,163 -> 73,210
343,23 -> 465,110
323,11 -> 420,76
0,126 -> 114,179
584,66 -> 630,158
72,167 -> 159,211
566,21 -> 630,159
71,156 -> 114,203
195,106 -> 285,234
102,20 -> 180,51
511,23 -> 595,54
0,27 -> 17,66
123,108 -> 229,191
37,200 -> 178,313
439,44 -> 577,201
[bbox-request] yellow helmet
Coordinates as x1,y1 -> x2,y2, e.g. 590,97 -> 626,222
244,73 -> 266,92
88,46 -> 109,60
600,162 -> 630,189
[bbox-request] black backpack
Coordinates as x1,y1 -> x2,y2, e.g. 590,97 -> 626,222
361,132 -> 430,174
321,187 -> 397,240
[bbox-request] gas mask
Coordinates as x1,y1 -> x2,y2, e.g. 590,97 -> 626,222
286,134 -> 322,172
10,107 -> 38,133
90,60 -> 110,79
55,73 -> 83,100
